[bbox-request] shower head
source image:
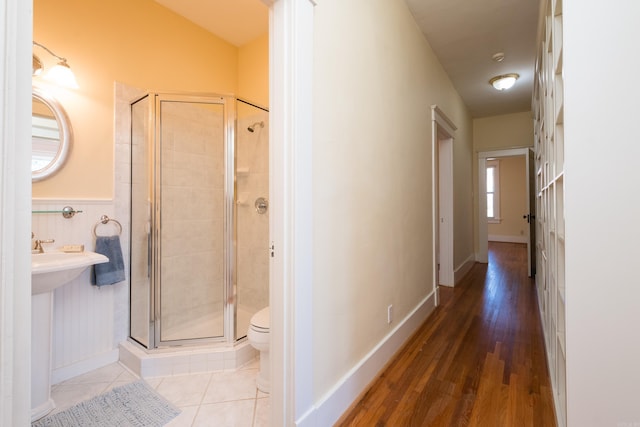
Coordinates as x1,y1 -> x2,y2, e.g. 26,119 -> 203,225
247,121 -> 264,133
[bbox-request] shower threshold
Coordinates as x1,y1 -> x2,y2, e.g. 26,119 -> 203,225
118,339 -> 257,378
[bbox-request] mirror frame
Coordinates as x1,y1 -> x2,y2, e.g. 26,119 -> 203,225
32,86 -> 73,182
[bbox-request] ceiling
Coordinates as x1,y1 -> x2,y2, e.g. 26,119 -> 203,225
406,0 -> 541,117
156,0 -> 540,118
154,0 -> 268,47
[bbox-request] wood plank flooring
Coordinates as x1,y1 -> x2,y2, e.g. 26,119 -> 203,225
336,242 -> 556,427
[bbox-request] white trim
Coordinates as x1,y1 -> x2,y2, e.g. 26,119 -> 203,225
0,1 -> 33,425
32,198 -> 113,203
478,148 -> 528,159
488,234 -> 528,244
269,0 -> 316,425
477,157 -> 488,263
454,254 -> 476,284
432,105 -> 458,133
296,291 -> 438,427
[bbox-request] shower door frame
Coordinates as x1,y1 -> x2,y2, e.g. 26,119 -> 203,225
131,92 -> 238,349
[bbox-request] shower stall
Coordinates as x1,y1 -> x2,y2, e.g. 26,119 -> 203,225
129,92 -> 269,349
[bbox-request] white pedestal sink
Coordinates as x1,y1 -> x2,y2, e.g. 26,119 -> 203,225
31,251 -> 108,421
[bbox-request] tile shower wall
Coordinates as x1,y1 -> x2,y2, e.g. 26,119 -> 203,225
31,199 -> 128,384
236,110 -> 270,337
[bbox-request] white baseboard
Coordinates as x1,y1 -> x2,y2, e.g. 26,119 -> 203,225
454,254 -> 476,284
296,290 -> 438,427
52,349 -> 120,384
488,234 -> 527,244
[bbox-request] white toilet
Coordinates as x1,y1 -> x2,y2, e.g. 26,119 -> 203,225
247,306 -> 270,393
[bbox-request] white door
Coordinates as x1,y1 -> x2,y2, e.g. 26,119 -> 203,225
438,134 -> 454,286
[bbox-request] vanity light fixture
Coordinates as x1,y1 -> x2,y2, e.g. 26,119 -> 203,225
489,73 -> 519,91
32,41 -> 79,89
32,54 -> 44,76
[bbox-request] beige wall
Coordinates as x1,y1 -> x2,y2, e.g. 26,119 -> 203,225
474,111 -> 533,151
312,0 -> 473,400
487,156 -> 527,239
238,33 -> 269,107
472,111 -> 533,253
33,0 -> 267,199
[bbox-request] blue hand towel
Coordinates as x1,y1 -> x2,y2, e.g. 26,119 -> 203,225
93,235 -> 125,286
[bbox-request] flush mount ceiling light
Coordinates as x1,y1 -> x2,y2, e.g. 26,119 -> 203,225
489,73 -> 519,91
32,41 -> 79,89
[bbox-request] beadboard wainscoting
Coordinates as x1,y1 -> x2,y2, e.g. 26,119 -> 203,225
32,199 -> 129,384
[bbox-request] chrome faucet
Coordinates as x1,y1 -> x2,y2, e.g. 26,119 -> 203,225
33,238 -> 55,253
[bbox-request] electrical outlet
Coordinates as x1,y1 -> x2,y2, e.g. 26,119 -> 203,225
387,305 -> 393,324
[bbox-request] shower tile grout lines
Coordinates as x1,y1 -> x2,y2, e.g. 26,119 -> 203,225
48,358 -> 269,426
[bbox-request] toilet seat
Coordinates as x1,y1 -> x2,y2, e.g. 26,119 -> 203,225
247,306 -> 270,393
250,307 -> 269,331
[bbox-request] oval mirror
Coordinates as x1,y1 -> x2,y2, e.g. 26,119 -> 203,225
32,87 -> 72,182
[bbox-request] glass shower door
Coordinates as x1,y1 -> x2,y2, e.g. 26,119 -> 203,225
130,95 -> 151,348
156,95 -> 228,343
131,92 -> 235,349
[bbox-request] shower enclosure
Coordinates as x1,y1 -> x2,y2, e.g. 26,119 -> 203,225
129,92 -> 269,349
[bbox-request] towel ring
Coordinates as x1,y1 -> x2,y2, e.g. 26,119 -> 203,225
93,215 -> 122,238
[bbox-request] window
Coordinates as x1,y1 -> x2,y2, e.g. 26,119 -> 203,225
487,160 -> 500,223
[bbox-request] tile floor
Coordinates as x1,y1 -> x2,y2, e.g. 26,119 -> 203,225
49,359 -> 269,426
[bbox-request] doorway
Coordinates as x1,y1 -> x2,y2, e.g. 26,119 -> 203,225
477,148 -> 535,276
431,106 -> 456,289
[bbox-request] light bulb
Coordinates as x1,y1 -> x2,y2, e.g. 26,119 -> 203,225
43,61 -> 79,89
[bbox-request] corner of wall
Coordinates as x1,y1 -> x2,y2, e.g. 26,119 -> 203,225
454,254 -> 476,284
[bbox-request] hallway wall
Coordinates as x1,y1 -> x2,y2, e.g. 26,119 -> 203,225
311,0 -> 473,415
472,111 -> 533,256
562,1 -> 640,424
474,111 -> 533,151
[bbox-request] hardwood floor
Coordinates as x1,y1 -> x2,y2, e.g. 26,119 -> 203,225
336,242 -> 556,427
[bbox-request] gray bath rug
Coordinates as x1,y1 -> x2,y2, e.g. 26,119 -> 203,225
32,380 -> 180,427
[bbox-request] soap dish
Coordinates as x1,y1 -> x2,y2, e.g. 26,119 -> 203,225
61,244 -> 85,253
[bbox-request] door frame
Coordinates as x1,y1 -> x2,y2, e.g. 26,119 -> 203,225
0,0 -> 317,424
431,106 -> 456,291
266,0 -> 316,425
477,147 -> 534,276
0,0 -> 33,425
